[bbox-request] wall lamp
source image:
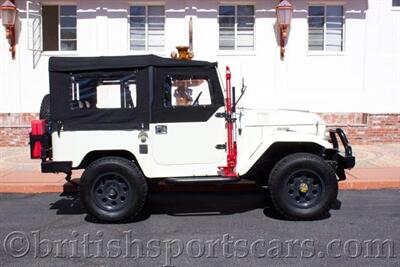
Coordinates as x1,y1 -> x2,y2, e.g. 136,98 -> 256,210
0,0 -> 17,59
276,0 -> 293,58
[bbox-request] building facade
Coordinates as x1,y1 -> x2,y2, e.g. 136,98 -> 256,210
0,0 -> 399,146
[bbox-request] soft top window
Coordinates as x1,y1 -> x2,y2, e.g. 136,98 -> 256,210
164,75 -> 212,107
70,73 -> 137,110
152,66 -> 224,123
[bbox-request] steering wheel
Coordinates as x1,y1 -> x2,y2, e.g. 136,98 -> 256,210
192,92 -> 203,106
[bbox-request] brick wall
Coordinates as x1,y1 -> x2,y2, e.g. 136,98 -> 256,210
1,112 -> 399,146
0,113 -> 38,146
319,113 -> 400,144
0,127 -> 31,146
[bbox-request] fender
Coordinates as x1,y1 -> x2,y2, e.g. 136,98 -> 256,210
236,130 -> 332,175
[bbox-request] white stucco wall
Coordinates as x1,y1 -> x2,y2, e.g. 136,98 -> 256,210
0,0 -> 399,114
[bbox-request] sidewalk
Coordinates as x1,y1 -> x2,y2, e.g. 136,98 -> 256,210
1,144 -> 400,193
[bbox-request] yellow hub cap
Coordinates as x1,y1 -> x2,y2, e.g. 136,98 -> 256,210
299,183 -> 309,193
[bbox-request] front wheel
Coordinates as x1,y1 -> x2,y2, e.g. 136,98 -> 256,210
268,153 -> 338,220
80,157 -> 148,222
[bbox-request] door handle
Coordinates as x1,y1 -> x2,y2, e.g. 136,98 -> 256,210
155,125 -> 168,134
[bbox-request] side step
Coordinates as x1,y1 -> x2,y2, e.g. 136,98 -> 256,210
164,176 -> 240,185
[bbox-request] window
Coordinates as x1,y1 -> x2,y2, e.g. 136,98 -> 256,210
308,5 -> 344,51
129,5 -> 165,51
163,76 -> 212,107
42,5 -> 77,51
70,74 -> 137,110
393,0 -> 400,7
219,5 -> 255,51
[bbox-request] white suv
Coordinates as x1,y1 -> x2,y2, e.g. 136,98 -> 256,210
30,55 -> 355,222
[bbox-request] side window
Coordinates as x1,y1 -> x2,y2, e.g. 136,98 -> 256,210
42,5 -> 77,51
163,75 -> 212,107
308,5 -> 344,51
218,5 -> 255,51
70,74 -> 137,110
129,5 -> 165,51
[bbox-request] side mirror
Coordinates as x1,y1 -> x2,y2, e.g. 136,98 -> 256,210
241,77 -> 247,94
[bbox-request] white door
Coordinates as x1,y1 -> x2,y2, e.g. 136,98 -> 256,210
150,67 -> 227,174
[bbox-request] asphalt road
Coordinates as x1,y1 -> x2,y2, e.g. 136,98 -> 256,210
0,189 -> 399,267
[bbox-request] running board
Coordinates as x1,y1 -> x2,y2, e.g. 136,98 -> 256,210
164,176 -> 240,185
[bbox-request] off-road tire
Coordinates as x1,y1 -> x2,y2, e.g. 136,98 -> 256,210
268,153 -> 338,220
39,94 -> 51,121
80,157 -> 148,222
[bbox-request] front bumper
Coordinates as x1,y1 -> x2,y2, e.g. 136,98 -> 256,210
329,128 -> 356,169
327,128 -> 356,181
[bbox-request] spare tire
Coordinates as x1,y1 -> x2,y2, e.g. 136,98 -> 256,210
39,94 -> 51,121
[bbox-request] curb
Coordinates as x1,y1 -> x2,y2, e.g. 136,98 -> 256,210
0,183 -> 78,194
339,180 -> 400,190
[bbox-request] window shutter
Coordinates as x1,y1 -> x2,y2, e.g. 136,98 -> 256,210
237,5 -> 254,51
326,6 -> 343,51
147,6 -> 165,51
308,6 -> 324,51
129,5 -> 165,51
219,6 -> 235,50
26,0 -> 42,52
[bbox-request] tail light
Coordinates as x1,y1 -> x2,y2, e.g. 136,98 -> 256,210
30,120 -> 47,159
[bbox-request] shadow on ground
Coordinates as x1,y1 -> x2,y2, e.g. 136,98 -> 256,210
49,188 -> 340,223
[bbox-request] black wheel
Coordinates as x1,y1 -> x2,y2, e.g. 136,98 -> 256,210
80,157 -> 148,222
268,153 -> 338,220
39,94 -> 51,121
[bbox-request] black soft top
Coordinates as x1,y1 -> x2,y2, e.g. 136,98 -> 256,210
49,54 -> 217,72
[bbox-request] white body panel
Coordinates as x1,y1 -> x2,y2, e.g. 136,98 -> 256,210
52,107 -> 333,178
52,129 -> 224,178
150,107 -> 226,166
235,108 -> 332,175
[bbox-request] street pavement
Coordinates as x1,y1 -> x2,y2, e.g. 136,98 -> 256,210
1,144 -> 400,192
0,190 -> 399,267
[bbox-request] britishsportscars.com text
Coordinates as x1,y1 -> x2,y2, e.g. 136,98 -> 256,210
3,230 -> 396,266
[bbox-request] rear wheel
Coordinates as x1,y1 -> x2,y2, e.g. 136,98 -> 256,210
80,157 -> 148,222
39,94 -> 51,121
268,153 -> 338,220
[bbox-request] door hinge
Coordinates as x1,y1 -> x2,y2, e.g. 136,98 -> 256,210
215,112 -> 226,118
215,143 -> 226,150
215,112 -> 236,122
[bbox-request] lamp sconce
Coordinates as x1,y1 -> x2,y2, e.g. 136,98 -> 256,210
276,0 -> 293,59
279,25 -> 289,58
0,0 -> 17,59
